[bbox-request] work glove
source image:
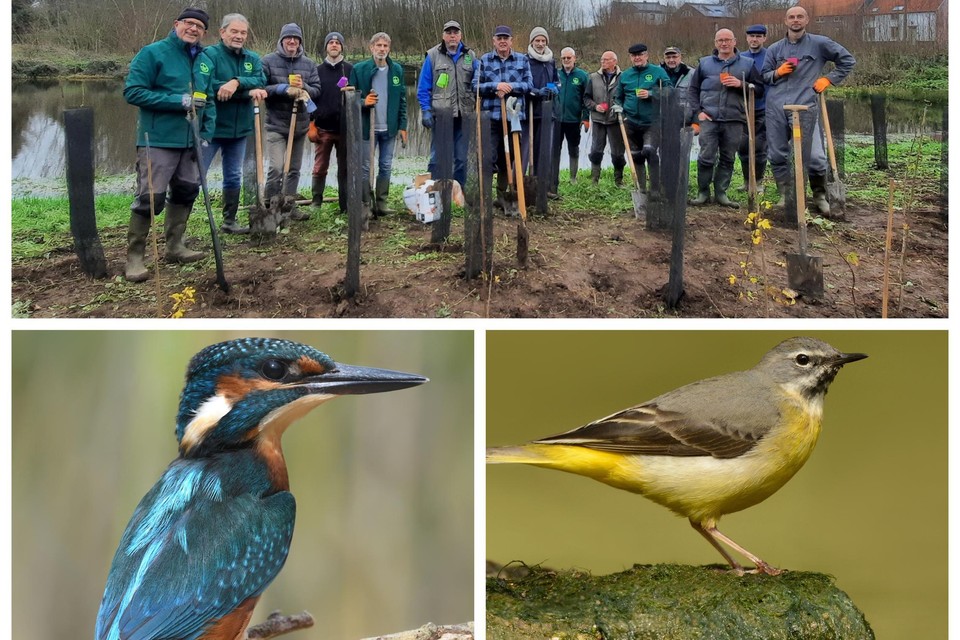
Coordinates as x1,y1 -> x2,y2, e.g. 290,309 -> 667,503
544,82 -> 559,96
691,123 -> 700,135
181,93 -> 206,111
813,77 -> 832,93
364,92 -> 379,107
581,120 -> 590,131
286,86 -> 302,99
421,110 -> 434,129
610,103 -> 624,115
775,61 -> 795,77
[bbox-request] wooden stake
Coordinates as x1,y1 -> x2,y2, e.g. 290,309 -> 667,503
882,179 -> 895,318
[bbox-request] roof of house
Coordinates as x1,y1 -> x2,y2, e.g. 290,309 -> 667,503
678,2 -> 737,18
863,0 -> 945,13
616,0 -> 668,11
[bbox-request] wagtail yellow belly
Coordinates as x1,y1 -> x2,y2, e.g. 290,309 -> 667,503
487,337 -> 866,575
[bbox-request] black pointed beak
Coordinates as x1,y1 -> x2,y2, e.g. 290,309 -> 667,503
299,363 -> 428,396
835,352 -> 868,366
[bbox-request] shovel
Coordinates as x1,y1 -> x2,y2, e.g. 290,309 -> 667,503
742,81 -> 757,215
617,110 -> 646,218
187,89 -> 228,293
280,98 -> 298,199
253,97 -> 266,207
819,95 -> 846,209
506,96 -> 529,266
784,104 -> 823,299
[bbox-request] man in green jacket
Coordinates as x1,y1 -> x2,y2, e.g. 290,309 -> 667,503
613,43 -> 670,195
349,32 -> 408,218
199,13 -> 267,234
123,7 -> 215,283
550,46 -> 589,194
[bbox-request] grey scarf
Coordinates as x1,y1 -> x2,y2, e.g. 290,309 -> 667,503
527,45 -> 553,63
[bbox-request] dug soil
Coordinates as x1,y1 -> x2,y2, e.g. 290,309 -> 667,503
12,200 -> 947,318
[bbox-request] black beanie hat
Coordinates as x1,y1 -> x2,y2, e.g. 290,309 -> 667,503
177,7 -> 209,29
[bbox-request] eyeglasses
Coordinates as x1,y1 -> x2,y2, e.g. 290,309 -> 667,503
179,20 -> 206,31
560,56 -> 573,60
715,38 -> 734,43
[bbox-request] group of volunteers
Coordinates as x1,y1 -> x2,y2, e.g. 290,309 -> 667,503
121,5 -> 854,285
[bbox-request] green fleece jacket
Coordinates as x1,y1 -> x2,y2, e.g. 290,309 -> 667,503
124,31 -> 215,147
197,42 -> 265,139
614,63 -> 671,127
348,56 -> 408,139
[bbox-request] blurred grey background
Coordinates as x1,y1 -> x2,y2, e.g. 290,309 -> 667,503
12,330 -> 473,639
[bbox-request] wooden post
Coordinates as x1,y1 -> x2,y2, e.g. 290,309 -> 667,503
871,95 -> 888,170
63,107 -> 107,278
650,87 -> 682,231
431,107 -> 454,244
664,126 -> 694,309
465,110 -> 493,280
939,106 -> 947,224
342,89 -> 362,297
536,98 -> 554,215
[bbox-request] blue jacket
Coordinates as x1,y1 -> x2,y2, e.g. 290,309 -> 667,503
688,50 -> 765,124
741,47 -> 767,111
528,57 -> 559,119
473,50 -> 534,121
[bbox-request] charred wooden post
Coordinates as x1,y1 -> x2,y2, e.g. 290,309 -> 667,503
871,95 -> 888,170
940,106 -> 947,224
431,106 -> 454,244
664,126 -> 695,309
465,110 -> 494,280
63,107 -> 107,278
536,97 -> 554,215
649,87 -> 683,231
342,88 -> 363,297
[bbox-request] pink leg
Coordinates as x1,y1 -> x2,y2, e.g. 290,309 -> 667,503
690,519 -> 782,576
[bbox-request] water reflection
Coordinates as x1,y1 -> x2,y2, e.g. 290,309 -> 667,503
11,78 -> 947,188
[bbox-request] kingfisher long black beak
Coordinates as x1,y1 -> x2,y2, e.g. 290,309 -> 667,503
299,363 -> 428,396
835,352 -> 868,366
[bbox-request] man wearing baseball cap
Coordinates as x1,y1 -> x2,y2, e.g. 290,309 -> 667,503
737,24 -> 769,191
473,24 -> 534,207
417,19 -> 478,188
122,7 -> 216,282
660,46 -> 694,126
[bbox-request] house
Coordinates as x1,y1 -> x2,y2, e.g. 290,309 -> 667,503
609,0 -> 669,25
802,0 -> 865,40
673,3 -> 738,33
861,0 -> 947,43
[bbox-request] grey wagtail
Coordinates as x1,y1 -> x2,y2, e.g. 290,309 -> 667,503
487,336 -> 866,576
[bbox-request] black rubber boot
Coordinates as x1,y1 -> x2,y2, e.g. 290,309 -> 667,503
774,174 -> 797,225
220,188 -> 249,234
591,163 -> 601,185
689,164 -> 712,205
569,157 -> 579,183
311,175 -> 325,206
614,166 -> 624,188
125,213 -> 151,282
809,172 -> 830,215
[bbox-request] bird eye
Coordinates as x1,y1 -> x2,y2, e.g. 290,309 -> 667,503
795,354 -> 811,366
261,358 -> 288,380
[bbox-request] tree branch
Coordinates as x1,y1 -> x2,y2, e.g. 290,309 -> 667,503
246,611 -> 315,639
360,621 -> 475,640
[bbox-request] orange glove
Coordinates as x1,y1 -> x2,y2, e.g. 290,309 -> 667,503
775,61 -> 795,77
363,92 -> 378,107
581,120 -> 590,131
691,123 -> 700,135
813,77 -> 831,93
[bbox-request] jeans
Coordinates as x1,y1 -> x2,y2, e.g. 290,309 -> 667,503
427,116 -> 467,187
201,137 -> 247,190
361,130 -> 397,186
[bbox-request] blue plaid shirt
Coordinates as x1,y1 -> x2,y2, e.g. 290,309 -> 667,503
473,50 -> 533,121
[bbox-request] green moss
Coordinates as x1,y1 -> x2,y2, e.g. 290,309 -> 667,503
487,564 -> 874,640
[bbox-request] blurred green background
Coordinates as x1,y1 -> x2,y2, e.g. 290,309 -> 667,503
487,330 -> 946,639
12,330 -> 473,640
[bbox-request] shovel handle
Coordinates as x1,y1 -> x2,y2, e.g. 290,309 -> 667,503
617,112 -> 641,191
500,96 -> 513,186
787,107 -> 809,254
819,95 -> 839,176
253,98 -> 265,206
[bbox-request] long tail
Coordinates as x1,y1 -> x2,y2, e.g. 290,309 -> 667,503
486,445 -> 550,464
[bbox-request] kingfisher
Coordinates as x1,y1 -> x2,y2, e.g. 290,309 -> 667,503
95,338 -> 428,640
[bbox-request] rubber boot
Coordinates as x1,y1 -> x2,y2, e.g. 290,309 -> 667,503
714,163 -> 739,209
164,203 -> 205,263
125,213 -> 151,282
809,172 -> 830,215
591,163 -> 601,185
636,163 -> 646,193
569,157 -> 579,183
689,164 -> 712,205
774,174 -> 797,225
614,166 -> 624,188
375,174 -> 396,216
311,175 -> 326,206
220,188 -> 249,234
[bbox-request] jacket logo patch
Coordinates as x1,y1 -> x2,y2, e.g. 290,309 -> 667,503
644,73 -> 652,81
463,55 -> 472,64
572,78 -> 581,85
392,76 -> 400,86
199,61 -> 210,74
244,62 -> 253,72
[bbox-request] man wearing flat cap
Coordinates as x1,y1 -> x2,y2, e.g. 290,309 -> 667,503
660,46 -> 694,121
310,31 -> 353,213
418,19 -> 478,188
122,7 -> 216,282
473,25 -> 534,206
613,43 -> 670,195
737,24 -> 769,191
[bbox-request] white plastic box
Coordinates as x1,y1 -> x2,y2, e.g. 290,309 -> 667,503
402,173 -> 443,223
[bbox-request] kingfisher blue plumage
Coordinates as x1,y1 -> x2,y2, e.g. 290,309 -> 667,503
95,338 -> 428,640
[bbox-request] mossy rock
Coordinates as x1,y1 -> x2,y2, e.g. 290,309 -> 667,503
487,564 -> 874,640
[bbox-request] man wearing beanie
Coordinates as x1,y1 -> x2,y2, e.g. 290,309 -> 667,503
122,7 -> 215,282
417,20 -> 478,189
613,43 -> 669,195
261,23 -> 321,219
198,13 -> 267,234
527,27 -> 559,179
310,31 -> 353,213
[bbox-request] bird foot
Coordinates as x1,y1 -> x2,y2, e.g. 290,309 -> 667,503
745,562 -> 784,576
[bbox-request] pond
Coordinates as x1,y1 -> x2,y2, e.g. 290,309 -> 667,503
11,78 -> 946,194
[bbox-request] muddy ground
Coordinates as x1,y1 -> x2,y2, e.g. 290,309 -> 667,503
12,197 -> 947,319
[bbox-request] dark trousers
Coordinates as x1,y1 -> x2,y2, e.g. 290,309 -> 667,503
697,119 -> 745,191
587,121 -> 625,168
551,121 -> 583,189
625,121 -> 659,190
489,117 -> 529,188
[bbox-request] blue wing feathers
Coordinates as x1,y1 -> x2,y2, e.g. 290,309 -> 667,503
96,458 -> 295,640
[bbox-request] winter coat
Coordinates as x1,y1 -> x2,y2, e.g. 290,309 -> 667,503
615,63 -> 671,127
313,58 -> 353,131
349,56 -> 408,139
688,50 -> 764,124
555,66 -> 589,123
584,67 -> 621,125
261,27 -> 321,136
417,42 -> 478,118
198,42 -> 265,139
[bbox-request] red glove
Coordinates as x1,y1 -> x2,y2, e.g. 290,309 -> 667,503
775,61 -> 795,77
813,77 -> 831,93
581,120 -> 590,131
691,123 -> 700,135
363,92 -> 378,107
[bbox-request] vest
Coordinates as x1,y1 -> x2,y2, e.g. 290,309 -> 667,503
426,44 -> 476,117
